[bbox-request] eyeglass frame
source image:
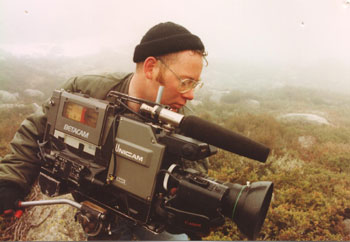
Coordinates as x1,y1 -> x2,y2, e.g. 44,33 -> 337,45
156,57 -> 203,94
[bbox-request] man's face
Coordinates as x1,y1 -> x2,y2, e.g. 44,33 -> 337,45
156,50 -> 203,111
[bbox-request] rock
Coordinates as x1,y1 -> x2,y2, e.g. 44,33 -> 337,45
16,185 -> 87,241
0,103 -> 40,112
23,89 -> 45,99
343,219 -> 350,235
279,113 -> 331,126
24,194 -> 87,241
0,103 -> 27,109
241,99 -> 260,109
0,90 -> 19,103
298,136 -> 316,149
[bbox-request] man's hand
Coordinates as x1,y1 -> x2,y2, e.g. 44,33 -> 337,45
0,183 -> 24,218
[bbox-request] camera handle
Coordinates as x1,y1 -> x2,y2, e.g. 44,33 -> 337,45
18,199 -> 109,236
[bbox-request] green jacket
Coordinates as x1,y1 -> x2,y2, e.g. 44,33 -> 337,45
0,72 -> 208,195
0,72 -> 133,194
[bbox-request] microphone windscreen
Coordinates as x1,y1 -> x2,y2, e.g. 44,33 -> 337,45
180,115 -> 270,162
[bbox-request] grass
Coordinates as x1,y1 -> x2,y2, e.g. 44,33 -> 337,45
197,88 -> 350,241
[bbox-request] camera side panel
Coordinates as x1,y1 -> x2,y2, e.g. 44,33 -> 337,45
108,117 -> 165,201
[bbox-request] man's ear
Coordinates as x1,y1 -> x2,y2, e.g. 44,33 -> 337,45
143,57 -> 160,80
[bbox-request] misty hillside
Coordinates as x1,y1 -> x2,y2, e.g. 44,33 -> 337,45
0,48 -> 134,98
203,57 -> 350,95
1,48 -> 350,104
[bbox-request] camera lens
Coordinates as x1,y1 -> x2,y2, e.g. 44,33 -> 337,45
222,181 -> 273,240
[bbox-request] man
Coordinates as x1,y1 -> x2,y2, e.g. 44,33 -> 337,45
0,22 -> 207,240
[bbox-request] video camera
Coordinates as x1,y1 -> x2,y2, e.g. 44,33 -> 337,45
28,89 -> 273,240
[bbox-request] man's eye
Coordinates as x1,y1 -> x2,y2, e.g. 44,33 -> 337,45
183,79 -> 193,86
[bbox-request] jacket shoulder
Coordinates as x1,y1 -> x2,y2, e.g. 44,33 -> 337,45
60,72 -> 131,99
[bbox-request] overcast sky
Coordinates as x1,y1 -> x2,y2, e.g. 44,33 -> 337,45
1,0 -> 349,62
0,0 -> 350,93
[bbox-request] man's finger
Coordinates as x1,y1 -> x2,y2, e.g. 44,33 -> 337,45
14,209 -> 23,219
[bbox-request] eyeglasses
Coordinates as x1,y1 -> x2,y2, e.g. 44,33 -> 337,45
157,58 -> 203,94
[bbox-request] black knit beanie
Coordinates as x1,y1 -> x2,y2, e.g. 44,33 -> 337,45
133,22 -> 205,63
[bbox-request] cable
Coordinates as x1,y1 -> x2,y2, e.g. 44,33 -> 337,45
114,98 -> 153,123
112,115 -> 119,178
231,185 -> 247,220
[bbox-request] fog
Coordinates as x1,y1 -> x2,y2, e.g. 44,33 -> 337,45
1,0 -> 350,93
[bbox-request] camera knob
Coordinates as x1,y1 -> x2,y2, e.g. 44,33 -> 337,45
181,144 -> 196,157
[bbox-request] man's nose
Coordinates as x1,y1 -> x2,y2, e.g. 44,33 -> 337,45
181,89 -> 194,100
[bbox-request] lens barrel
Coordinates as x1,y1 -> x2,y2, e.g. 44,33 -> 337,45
163,166 -> 273,239
222,181 -> 274,240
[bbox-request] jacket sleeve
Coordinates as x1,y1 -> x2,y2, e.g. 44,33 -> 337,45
0,76 -> 78,194
0,74 -> 125,194
0,102 -> 49,194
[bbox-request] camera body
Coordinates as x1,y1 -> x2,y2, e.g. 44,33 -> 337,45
38,89 -> 273,239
